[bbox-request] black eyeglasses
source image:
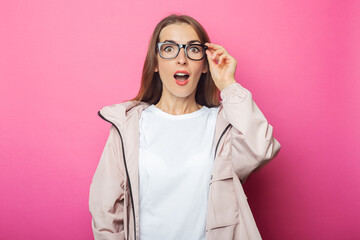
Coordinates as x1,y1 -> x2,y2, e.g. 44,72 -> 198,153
157,42 -> 208,61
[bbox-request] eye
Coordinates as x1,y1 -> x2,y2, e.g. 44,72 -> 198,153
164,46 -> 174,52
189,46 -> 200,53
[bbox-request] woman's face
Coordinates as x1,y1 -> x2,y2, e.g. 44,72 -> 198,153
154,23 -> 208,101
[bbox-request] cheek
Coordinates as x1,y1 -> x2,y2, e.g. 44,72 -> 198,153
156,60 -> 168,76
157,57 -> 169,70
159,65 -> 171,77
192,63 -> 205,77
157,63 -> 174,84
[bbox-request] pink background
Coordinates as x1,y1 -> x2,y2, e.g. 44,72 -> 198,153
1,0 -> 359,239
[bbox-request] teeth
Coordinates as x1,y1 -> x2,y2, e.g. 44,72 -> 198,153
175,73 -> 188,76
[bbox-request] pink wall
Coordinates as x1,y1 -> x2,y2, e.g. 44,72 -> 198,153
1,0 -> 359,239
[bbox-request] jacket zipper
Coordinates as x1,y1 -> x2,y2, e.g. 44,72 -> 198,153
98,111 -> 232,240
211,123 -> 232,180
98,111 -> 137,240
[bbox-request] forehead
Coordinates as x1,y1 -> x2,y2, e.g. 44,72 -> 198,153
159,23 -> 200,43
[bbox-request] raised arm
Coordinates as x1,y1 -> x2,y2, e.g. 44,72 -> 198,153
220,82 -> 281,184
89,125 -> 126,239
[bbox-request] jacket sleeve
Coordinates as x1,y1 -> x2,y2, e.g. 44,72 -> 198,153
220,82 -> 281,184
89,125 -> 126,240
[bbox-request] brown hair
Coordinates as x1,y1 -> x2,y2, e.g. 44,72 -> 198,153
129,14 -> 220,107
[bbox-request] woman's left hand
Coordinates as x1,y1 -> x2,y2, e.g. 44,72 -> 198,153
205,42 -> 237,91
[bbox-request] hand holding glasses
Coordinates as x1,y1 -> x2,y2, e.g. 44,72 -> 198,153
157,42 -> 208,61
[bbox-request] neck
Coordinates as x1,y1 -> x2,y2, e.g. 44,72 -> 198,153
155,96 -> 202,115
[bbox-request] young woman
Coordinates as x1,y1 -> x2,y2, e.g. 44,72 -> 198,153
89,14 -> 281,240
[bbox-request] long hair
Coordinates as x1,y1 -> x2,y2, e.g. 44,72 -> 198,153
129,14 -> 220,107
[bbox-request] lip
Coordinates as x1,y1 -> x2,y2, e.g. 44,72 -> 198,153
174,70 -> 190,75
174,70 -> 190,86
175,78 -> 190,85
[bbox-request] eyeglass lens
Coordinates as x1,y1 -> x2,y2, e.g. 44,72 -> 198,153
159,43 -> 205,60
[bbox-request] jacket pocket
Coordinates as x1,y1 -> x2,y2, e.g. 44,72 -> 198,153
206,159 -> 239,231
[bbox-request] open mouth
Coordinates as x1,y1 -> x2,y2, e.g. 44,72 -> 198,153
173,73 -> 190,81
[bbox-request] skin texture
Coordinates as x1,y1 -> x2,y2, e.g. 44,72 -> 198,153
154,23 -> 237,115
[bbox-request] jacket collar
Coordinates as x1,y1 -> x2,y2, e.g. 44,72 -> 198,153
99,100 -> 151,127
99,99 -> 230,161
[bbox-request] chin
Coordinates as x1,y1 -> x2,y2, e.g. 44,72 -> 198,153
161,78 -> 197,97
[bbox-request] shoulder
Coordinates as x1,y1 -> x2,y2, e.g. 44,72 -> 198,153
99,100 -> 151,125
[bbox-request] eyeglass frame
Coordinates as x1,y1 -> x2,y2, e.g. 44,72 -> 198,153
156,42 -> 209,61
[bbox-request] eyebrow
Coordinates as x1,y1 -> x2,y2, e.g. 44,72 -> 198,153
163,39 -> 202,44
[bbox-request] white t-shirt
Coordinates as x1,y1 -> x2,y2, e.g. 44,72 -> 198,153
138,104 -> 220,240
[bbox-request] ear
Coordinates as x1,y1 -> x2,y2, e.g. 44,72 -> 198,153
154,66 -> 158,72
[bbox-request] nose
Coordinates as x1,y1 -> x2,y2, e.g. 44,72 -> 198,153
176,47 -> 187,65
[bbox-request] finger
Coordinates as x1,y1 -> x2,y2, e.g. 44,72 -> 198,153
205,42 -> 225,50
219,54 -> 229,65
205,43 -> 229,61
211,49 -> 225,61
218,54 -> 226,65
206,47 -> 216,54
206,50 -> 214,63
206,50 -> 217,67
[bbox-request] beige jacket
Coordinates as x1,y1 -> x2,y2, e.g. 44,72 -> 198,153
89,82 -> 281,240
